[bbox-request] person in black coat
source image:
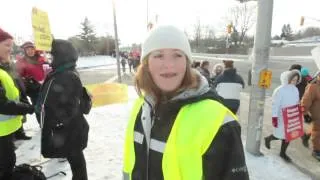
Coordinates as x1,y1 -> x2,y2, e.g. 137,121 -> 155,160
37,39 -> 89,180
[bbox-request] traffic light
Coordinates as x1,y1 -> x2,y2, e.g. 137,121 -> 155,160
300,16 -> 305,26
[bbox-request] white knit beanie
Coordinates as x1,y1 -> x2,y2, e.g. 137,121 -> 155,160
141,25 -> 192,62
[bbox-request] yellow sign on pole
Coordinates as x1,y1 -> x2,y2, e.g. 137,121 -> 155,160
258,70 -> 272,88
31,7 -> 53,51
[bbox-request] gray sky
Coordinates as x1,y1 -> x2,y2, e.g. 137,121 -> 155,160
0,0 -> 319,46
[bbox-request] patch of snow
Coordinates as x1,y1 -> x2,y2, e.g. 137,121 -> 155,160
15,86 -> 310,179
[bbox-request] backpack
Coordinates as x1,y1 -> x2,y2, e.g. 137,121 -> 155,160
11,164 -> 46,180
80,86 -> 92,114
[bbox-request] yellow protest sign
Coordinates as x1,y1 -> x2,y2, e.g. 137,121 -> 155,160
85,83 -> 128,107
259,70 -> 272,89
31,7 -> 53,51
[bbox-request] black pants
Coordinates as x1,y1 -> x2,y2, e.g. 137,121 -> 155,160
15,126 -> 25,137
0,134 -> 16,180
266,134 -> 290,154
122,64 -> 126,73
67,151 -> 88,180
28,91 -> 41,125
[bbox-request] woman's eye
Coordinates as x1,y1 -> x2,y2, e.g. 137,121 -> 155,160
174,53 -> 183,58
154,54 -> 163,58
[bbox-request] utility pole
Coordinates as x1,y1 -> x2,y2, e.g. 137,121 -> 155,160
245,0 -> 274,155
147,0 -> 149,28
112,0 -> 122,83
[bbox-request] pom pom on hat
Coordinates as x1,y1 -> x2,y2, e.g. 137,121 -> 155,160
301,67 -> 309,77
0,28 -> 13,43
141,25 -> 192,62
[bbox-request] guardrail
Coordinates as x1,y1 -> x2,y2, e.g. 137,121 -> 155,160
192,53 -> 313,62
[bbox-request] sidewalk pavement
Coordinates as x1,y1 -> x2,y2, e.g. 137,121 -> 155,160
111,73 -> 319,180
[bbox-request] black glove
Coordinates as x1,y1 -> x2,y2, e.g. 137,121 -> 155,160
304,115 -> 312,124
21,103 -> 34,114
24,78 -> 41,94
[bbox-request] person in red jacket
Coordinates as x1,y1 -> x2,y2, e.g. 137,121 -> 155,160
16,42 -> 48,125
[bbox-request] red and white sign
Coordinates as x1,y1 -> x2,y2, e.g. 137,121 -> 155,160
282,104 -> 304,142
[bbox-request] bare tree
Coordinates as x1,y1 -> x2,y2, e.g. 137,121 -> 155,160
227,3 -> 256,46
193,18 -> 202,48
203,25 -> 215,40
301,27 -> 320,38
202,25 -> 215,47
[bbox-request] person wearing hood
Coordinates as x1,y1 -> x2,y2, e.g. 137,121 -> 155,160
0,28 -> 34,179
212,60 -> 245,114
37,39 -> 89,180
210,63 -> 224,83
289,65 -> 313,147
264,70 -> 301,162
301,71 -> 320,161
212,63 -> 224,78
123,25 -> 249,180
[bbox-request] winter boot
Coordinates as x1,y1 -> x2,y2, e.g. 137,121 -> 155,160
15,127 -> 31,140
312,151 -> 320,161
301,133 -> 310,148
264,135 -> 278,149
280,140 -> 292,163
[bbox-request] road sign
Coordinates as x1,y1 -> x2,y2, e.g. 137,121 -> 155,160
258,70 -> 272,88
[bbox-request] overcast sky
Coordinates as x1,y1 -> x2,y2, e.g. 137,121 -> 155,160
0,0 -> 319,46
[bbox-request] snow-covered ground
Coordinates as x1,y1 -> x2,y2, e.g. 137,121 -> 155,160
16,86 -> 311,180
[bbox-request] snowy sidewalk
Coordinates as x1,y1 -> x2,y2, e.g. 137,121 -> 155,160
15,86 -> 311,180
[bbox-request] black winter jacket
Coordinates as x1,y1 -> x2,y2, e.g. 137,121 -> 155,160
38,40 -> 89,158
212,68 -> 245,113
131,78 -> 249,180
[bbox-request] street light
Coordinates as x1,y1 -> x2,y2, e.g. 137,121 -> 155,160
112,0 -> 122,83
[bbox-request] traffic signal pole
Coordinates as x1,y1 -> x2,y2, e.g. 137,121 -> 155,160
246,0 -> 274,155
112,0 -> 122,83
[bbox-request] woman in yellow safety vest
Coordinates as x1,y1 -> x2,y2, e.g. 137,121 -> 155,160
123,25 -> 249,180
0,28 -> 34,179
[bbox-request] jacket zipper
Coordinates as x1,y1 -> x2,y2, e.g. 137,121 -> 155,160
40,79 -> 54,129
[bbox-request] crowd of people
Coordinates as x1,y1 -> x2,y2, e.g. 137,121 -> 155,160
0,28 -> 89,180
0,23 -> 319,180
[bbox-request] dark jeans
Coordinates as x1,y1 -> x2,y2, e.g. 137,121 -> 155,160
0,134 -> 16,180
67,151 -> 88,180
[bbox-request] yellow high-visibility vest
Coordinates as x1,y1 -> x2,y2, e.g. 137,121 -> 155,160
0,68 -> 22,136
123,97 -> 237,180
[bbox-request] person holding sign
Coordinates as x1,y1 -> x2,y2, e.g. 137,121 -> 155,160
264,70 -> 301,162
301,71 -> 320,161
